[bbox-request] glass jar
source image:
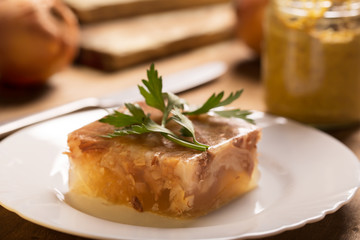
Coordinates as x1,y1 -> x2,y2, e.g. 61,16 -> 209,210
262,0 -> 360,129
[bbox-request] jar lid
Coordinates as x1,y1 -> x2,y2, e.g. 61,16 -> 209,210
275,0 -> 360,18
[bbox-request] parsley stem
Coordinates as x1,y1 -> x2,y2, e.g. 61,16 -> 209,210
162,133 -> 209,151
193,139 -> 209,148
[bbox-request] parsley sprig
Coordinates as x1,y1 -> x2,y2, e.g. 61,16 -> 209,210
99,64 -> 253,151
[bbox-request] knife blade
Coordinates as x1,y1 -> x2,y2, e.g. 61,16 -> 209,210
0,61 -> 227,139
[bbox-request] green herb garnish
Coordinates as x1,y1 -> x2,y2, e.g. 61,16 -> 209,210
99,64 -> 253,151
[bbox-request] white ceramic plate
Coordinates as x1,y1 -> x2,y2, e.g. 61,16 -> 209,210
0,110 -> 359,240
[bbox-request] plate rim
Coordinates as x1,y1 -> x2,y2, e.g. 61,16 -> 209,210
0,110 -> 359,240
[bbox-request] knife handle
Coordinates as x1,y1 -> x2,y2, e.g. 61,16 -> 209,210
0,98 -> 100,140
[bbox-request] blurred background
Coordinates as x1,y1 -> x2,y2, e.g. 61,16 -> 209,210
0,0 -> 267,123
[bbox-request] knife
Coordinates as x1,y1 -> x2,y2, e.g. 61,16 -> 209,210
0,61 -> 227,139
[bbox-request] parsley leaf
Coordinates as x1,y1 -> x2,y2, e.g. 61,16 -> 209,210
214,109 -> 254,124
171,107 -> 208,149
99,103 -> 146,127
184,90 -> 243,115
162,92 -> 186,125
138,64 -> 165,111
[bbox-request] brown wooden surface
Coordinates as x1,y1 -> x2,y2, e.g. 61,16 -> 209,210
1,40 -> 360,240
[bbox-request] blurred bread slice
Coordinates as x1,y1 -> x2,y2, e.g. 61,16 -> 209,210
76,4 -> 236,71
64,0 -> 230,23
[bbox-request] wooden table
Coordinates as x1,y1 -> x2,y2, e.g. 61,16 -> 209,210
1,40 -> 359,240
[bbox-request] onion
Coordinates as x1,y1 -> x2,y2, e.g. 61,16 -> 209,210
0,0 -> 79,86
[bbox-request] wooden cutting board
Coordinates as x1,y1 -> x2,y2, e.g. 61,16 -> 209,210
77,4 -> 236,71
65,0 -> 230,23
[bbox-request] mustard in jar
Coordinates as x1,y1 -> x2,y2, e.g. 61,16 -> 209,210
262,0 -> 360,128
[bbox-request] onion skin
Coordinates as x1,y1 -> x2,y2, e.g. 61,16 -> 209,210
0,0 -> 79,87
234,0 -> 269,54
